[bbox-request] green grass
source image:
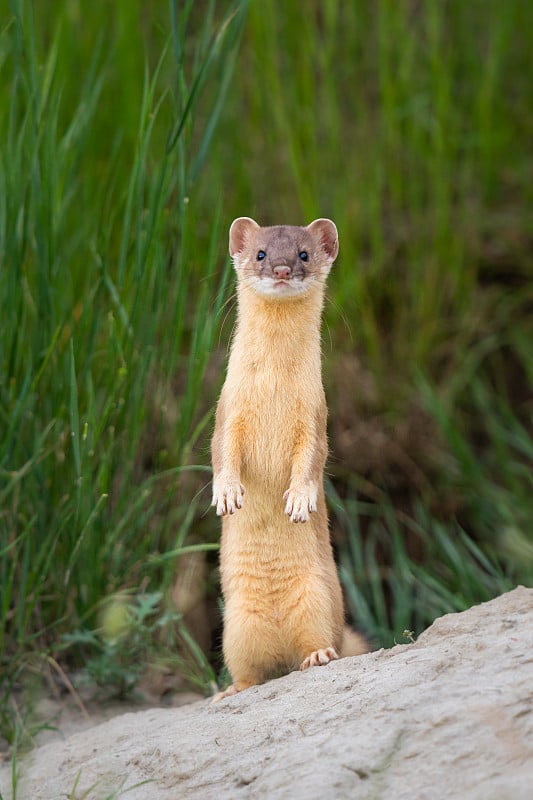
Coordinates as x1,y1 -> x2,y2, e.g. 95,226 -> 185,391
0,0 -> 248,749
1,0 -> 532,758
226,0 -> 532,378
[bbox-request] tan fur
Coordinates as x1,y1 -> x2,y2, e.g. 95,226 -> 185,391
212,217 -> 369,700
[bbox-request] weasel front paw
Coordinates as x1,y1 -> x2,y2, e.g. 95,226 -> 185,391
283,484 -> 318,523
212,479 -> 245,516
300,647 -> 339,670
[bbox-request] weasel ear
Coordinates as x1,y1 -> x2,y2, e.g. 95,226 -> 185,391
307,218 -> 339,261
229,217 -> 260,258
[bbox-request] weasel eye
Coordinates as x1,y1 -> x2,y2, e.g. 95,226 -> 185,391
257,250 -> 266,261
299,251 -> 308,261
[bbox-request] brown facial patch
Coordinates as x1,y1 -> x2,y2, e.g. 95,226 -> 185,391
251,226 -> 314,280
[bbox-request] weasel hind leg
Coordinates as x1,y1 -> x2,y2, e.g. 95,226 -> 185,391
215,611 -> 278,702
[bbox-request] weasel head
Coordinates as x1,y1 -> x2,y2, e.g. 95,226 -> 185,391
229,217 -> 338,300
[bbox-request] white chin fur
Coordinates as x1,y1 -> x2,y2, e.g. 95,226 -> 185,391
246,276 -> 312,298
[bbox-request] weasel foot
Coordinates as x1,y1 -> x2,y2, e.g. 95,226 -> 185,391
211,681 -> 253,703
212,479 -> 245,516
300,647 -> 339,670
283,485 -> 318,523
211,684 -> 239,703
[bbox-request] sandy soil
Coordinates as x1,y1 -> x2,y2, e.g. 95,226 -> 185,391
1,586 -> 532,799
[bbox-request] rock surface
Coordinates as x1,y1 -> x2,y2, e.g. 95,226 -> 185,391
2,586 -> 532,800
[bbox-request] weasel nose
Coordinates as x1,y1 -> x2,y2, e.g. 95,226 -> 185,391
273,266 -> 291,280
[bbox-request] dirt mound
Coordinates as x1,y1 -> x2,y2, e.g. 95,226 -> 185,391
2,586 -> 532,799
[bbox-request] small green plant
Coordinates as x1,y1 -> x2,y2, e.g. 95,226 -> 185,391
62,591 -> 216,699
65,770 -> 155,800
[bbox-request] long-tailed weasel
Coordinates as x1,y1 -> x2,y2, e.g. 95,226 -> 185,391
211,217 -> 368,700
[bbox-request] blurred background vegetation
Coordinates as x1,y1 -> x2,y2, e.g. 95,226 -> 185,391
1,0 -> 532,748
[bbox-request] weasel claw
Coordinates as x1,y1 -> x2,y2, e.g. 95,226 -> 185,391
212,481 -> 245,516
300,647 -> 339,671
211,681 -> 254,703
283,486 -> 318,523
211,685 -> 239,703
